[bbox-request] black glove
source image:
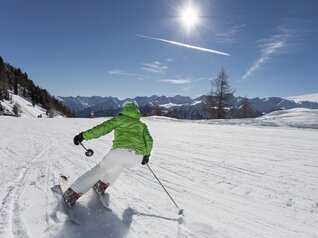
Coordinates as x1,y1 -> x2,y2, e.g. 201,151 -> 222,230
73,132 -> 84,145
141,155 -> 150,165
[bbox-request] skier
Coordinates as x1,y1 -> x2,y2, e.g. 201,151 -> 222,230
63,100 -> 153,208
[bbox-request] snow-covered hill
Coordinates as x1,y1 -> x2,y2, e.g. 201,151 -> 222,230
0,93 -> 68,118
195,108 -> 318,129
285,93 -> 318,103
1,94 -> 47,118
0,109 -> 317,237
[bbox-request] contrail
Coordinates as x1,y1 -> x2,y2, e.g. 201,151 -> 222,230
137,35 -> 230,56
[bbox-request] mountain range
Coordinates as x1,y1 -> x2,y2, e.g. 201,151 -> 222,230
59,93 -> 318,119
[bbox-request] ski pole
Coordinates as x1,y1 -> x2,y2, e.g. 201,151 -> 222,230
79,142 -> 94,157
146,164 -> 184,216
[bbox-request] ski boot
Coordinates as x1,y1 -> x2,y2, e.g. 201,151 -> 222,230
93,180 -> 110,196
63,188 -> 82,208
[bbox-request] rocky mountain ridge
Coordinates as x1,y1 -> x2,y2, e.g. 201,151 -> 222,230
59,94 -> 318,119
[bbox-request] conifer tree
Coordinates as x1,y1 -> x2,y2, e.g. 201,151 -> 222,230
209,68 -> 235,119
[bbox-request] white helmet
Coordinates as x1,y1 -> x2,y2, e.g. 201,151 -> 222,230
122,100 -> 139,107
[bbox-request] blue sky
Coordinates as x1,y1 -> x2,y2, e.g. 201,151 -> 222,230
1,0 -> 317,99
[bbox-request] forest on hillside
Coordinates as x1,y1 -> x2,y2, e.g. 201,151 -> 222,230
0,56 -> 73,117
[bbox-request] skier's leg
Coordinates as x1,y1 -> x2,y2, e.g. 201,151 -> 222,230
121,149 -> 143,168
99,166 -> 123,187
93,166 -> 122,195
98,149 -> 143,187
69,163 -> 106,195
70,149 -> 125,195
91,150 -> 125,195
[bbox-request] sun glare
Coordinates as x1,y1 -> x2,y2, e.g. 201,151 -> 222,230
179,3 -> 200,32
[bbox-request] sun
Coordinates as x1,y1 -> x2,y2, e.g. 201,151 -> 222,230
181,7 -> 198,28
178,3 -> 200,32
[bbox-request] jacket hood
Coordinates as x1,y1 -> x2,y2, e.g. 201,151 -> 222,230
120,103 -> 141,119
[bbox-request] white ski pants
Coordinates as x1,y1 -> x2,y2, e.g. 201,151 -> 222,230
70,148 -> 143,195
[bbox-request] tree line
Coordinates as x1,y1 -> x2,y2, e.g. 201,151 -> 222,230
0,56 -> 73,117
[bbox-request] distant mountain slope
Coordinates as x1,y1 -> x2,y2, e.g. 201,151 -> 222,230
244,96 -> 318,113
59,95 -> 193,117
58,96 -> 121,114
59,93 -> 318,119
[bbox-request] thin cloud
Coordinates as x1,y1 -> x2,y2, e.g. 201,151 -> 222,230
242,40 -> 284,80
107,69 -> 144,78
159,76 -> 211,85
193,77 -> 212,82
274,20 -> 314,53
242,22 -> 308,80
215,24 -> 246,44
138,35 -> 230,56
140,61 -> 168,74
181,85 -> 193,92
160,79 -> 192,84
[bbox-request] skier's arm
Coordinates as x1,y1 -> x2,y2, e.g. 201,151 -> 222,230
83,116 -> 118,140
143,125 -> 153,156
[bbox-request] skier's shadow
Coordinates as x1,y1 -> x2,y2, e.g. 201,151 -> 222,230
54,192 -> 181,238
55,193 -> 133,238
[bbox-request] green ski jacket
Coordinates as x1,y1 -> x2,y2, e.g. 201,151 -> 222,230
83,103 -> 153,156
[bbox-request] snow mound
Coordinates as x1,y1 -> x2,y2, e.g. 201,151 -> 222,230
149,108 -> 318,130
285,93 -> 318,103
255,108 -> 318,129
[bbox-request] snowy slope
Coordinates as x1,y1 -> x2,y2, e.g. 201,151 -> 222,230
195,108 -> 318,129
0,110 -> 318,238
1,94 -> 47,118
285,93 -> 318,103
254,108 -> 318,129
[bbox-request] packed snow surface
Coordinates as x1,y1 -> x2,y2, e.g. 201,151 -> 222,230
0,110 -> 318,237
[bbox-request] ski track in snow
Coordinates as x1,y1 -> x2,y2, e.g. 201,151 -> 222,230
0,143 -> 51,238
0,116 -> 318,237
